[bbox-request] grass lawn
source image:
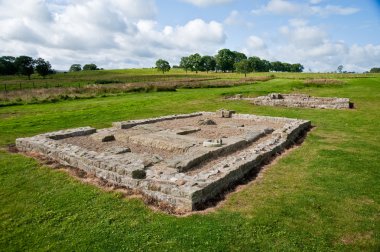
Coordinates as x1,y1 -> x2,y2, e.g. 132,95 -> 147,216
0,73 -> 379,251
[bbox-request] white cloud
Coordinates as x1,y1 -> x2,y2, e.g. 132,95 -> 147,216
310,5 -> 360,17
252,0 -> 359,17
0,0 -> 226,70
280,19 -> 327,48
224,10 -> 240,25
266,0 -> 299,14
181,0 -> 234,7
247,36 -> 266,50
242,20 -> 380,72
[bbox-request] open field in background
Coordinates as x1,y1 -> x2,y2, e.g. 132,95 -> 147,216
0,71 -> 379,251
1,68 -> 379,91
1,69 -> 379,106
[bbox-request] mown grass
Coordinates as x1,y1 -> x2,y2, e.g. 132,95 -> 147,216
0,72 -> 379,251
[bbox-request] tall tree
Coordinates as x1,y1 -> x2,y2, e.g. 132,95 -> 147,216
234,59 -> 251,77
232,51 -> 247,63
83,63 -> 98,71
369,67 -> 380,73
261,59 -> 271,72
337,65 -> 344,73
15,56 -> 34,79
34,58 -> 52,78
271,61 -> 284,72
0,56 -> 17,75
215,49 -> 235,72
69,64 -> 82,72
188,53 -> 202,73
201,55 -> 216,73
155,59 -> 171,74
291,63 -> 304,72
179,57 -> 191,73
248,56 -> 265,72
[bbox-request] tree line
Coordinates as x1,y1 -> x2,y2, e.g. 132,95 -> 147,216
156,48 -> 304,74
0,56 -> 53,79
69,63 -> 100,72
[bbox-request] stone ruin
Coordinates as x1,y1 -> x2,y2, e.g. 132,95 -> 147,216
230,93 -> 354,109
16,110 -> 311,212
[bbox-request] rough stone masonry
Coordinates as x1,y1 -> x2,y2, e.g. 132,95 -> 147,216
16,110 -> 311,212
230,93 -> 354,109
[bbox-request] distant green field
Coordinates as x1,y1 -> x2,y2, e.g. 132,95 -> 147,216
0,71 -> 379,251
0,68 -> 378,91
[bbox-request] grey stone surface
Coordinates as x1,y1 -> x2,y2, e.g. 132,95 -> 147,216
217,109 -> 235,118
198,118 -> 216,125
233,93 -> 353,109
16,111 -> 311,212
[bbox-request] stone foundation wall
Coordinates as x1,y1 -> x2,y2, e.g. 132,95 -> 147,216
16,112 -> 311,212
230,93 -> 353,109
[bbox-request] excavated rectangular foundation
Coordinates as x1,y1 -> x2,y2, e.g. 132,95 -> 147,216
16,111 -> 311,212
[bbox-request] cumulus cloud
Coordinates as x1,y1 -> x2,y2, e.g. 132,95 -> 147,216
0,0 -> 226,70
242,20 -> 380,72
181,0 -> 234,7
252,0 -> 359,17
247,36 -> 266,50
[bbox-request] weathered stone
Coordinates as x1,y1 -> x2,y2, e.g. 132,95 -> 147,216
173,126 -> 201,135
132,169 -> 146,179
217,109 -> 235,118
269,93 -> 283,99
230,93 -> 353,109
106,147 -> 131,154
203,139 -> 223,147
198,118 -> 216,125
91,132 -> 116,142
15,111 -> 311,212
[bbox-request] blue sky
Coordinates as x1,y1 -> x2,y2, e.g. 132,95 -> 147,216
0,0 -> 379,72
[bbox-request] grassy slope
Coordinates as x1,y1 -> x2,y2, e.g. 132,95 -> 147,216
0,75 -> 379,251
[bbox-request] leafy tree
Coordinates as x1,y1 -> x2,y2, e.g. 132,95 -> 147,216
291,63 -> 304,72
234,59 -> 251,77
337,65 -> 344,73
370,67 -> 380,73
248,56 -> 266,72
282,63 -> 292,72
83,63 -> 98,71
155,59 -> 171,74
34,58 -> 52,78
15,56 -> 34,79
201,55 -> 216,73
232,51 -> 247,63
69,64 -> 82,72
261,59 -> 271,72
271,61 -> 284,72
0,56 -> 17,75
179,57 -> 191,73
188,53 -> 202,73
215,49 -> 235,72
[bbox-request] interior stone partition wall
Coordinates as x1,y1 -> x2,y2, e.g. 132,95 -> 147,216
16,111 -> 311,212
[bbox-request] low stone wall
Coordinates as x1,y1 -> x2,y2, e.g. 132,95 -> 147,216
16,112 -> 311,212
230,93 -> 354,109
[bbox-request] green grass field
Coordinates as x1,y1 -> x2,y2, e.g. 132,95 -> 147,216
0,71 -> 379,251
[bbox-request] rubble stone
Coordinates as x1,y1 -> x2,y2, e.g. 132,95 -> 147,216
230,93 -> 353,109
16,111 -> 311,212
